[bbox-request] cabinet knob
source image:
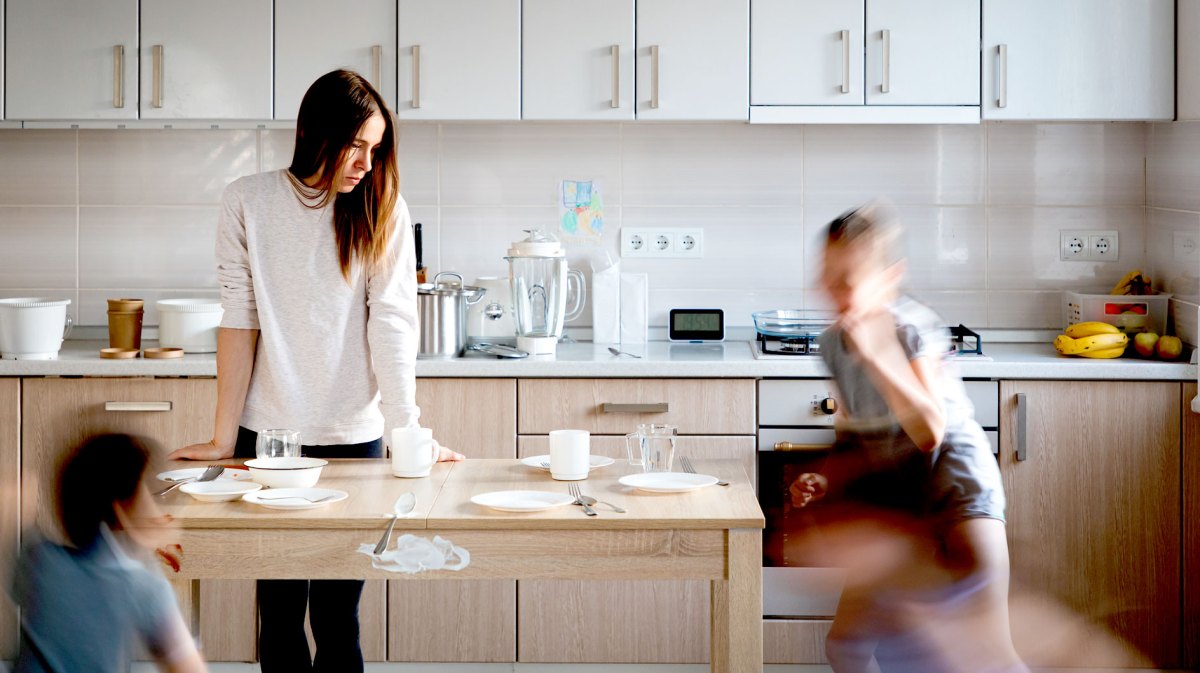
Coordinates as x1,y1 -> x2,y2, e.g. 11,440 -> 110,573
818,397 -> 837,415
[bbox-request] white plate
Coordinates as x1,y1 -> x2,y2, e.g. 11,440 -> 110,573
242,488 -> 348,510
470,490 -> 576,512
180,480 -> 262,502
618,472 -> 719,493
521,455 -> 616,471
156,467 -> 252,483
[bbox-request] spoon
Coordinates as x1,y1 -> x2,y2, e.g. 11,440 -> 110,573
607,347 -> 641,358
576,492 -> 626,513
373,492 -> 417,554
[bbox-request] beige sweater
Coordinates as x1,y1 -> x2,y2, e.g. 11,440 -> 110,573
216,169 -> 420,446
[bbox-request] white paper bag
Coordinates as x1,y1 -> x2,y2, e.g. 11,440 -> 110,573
620,273 -> 649,344
591,255 -> 621,344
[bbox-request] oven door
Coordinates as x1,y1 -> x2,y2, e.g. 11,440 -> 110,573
759,427 -> 846,619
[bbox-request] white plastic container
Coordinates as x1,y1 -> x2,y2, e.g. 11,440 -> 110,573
156,299 -> 223,353
1063,291 -> 1171,335
0,298 -> 73,360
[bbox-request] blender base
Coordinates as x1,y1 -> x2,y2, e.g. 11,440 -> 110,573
518,336 -> 559,355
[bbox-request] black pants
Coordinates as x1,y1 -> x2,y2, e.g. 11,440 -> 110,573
236,427 -> 383,673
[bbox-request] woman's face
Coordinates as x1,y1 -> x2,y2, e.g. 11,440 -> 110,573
334,112 -> 386,193
821,240 -> 900,316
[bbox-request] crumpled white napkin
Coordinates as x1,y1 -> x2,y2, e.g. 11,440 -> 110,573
357,534 -> 470,573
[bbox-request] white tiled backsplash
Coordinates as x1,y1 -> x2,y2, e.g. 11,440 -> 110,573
0,122 -> 1197,332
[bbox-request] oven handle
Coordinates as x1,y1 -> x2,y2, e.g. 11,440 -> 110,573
771,442 -> 831,452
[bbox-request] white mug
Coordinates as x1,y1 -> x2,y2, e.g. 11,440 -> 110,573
549,429 -> 590,481
392,427 -> 436,478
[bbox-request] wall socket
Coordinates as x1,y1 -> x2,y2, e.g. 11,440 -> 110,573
1175,231 -> 1198,262
1059,229 -> 1119,261
620,227 -> 704,258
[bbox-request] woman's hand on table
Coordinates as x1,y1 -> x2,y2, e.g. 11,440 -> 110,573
435,440 -> 465,462
168,439 -> 236,461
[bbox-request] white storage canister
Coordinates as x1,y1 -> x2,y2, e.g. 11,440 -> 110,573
156,299 -> 223,353
0,298 -> 73,360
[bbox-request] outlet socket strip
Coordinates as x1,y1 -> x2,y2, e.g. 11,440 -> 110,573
621,227 -> 704,258
1059,229 -> 1119,262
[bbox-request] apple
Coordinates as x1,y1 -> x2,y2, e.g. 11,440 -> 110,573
1133,332 -> 1159,358
1155,335 -> 1183,361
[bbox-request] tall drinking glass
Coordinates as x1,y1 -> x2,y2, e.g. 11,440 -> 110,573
256,429 -> 302,460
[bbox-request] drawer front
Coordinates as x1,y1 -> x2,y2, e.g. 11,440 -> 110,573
518,379 -> 755,435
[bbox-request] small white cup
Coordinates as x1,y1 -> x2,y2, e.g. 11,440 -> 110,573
392,427 -> 436,478
549,429 -> 590,481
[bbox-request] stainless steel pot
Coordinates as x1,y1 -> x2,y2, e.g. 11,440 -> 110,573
417,272 -> 485,358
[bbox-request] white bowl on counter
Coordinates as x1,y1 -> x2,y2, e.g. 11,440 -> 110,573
180,480 -> 262,502
244,457 -> 328,488
156,299 -> 223,353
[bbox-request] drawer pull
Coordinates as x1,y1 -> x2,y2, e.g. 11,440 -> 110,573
602,403 -> 668,414
1015,392 -> 1027,461
772,442 -> 830,452
105,401 -> 172,412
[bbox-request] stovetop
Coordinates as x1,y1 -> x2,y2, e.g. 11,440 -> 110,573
750,324 -> 991,361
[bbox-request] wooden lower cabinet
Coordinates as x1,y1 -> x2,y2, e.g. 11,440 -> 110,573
999,380 -> 1181,668
387,378 -> 518,662
763,619 -> 832,664
0,379 -> 19,660
515,434 -> 755,663
1183,383 -> 1199,669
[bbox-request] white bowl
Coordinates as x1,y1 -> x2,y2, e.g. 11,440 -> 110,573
244,457 -> 328,488
179,480 -> 262,502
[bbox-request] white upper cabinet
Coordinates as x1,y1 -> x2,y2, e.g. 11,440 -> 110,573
865,0 -> 979,106
636,0 -> 748,120
276,0 -> 397,120
523,0 -> 634,120
983,0 -> 1174,120
140,0 -> 272,119
398,0 -> 520,120
1177,0 -> 1199,120
5,0 -> 138,120
751,0 -> 864,106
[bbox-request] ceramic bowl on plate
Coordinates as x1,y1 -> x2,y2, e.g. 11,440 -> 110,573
244,457 -> 328,488
180,480 -> 262,502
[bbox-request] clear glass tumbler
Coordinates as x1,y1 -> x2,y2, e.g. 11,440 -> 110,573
624,424 -> 678,473
256,429 -> 302,460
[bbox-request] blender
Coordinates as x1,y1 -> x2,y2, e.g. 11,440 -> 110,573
505,230 -> 585,355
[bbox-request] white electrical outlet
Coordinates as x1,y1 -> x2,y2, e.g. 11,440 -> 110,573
1060,229 -> 1119,261
621,227 -> 704,258
1175,231 -> 1198,262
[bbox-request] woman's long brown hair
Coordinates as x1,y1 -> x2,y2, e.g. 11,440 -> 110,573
288,69 -> 399,281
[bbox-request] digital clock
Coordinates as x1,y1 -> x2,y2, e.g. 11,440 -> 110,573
668,309 -> 725,343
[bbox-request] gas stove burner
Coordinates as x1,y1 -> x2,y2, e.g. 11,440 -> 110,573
756,332 -> 822,357
778,339 -> 807,353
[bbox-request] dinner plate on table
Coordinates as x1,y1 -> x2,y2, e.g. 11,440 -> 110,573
180,480 -> 262,502
520,455 -> 616,471
242,488 -> 348,510
470,490 -> 575,512
157,467 -> 252,483
618,472 -> 718,493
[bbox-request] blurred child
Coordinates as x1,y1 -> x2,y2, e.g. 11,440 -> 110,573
13,433 -> 207,673
789,204 -> 1027,673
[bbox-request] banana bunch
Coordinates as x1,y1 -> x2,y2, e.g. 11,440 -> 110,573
1111,269 -> 1153,295
1054,323 -> 1128,359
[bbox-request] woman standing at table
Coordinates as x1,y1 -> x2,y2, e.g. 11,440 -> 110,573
171,69 -> 463,672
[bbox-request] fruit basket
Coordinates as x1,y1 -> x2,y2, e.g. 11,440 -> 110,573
1062,291 -> 1170,335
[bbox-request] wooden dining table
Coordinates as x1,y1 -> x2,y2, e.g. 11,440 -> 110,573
159,457 -> 765,673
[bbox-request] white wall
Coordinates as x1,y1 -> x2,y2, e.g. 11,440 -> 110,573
1147,121 -> 1200,344
0,122 -> 1153,330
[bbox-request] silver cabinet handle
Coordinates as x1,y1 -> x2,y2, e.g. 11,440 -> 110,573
880,29 -> 890,93
112,45 -> 125,108
602,403 -> 668,414
1015,392 -> 1027,461
152,44 -> 164,108
997,44 -> 1008,108
371,45 -> 382,91
105,401 -> 172,412
840,30 -> 850,94
411,45 -> 421,109
773,442 -> 831,452
650,44 -> 661,109
611,44 -> 621,108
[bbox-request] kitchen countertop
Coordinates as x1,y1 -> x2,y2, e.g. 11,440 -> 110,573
1,340 -> 1195,381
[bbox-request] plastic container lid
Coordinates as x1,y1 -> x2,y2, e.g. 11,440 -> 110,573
0,298 -> 71,308
506,229 -> 564,258
156,299 -> 223,313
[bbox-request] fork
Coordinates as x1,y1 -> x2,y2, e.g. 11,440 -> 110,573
680,456 -> 729,487
255,493 -> 340,503
567,482 -> 596,516
155,464 -> 224,496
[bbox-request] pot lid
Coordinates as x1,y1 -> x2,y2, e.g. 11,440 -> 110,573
506,229 -> 564,258
418,272 -> 483,297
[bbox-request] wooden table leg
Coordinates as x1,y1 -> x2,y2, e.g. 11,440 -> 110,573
711,528 -> 762,673
169,578 -> 200,636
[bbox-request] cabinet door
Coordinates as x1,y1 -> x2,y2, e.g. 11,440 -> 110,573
515,436 -> 755,663
275,0 -> 396,120
397,0 -> 520,120
983,0 -> 1173,120
751,0 -> 864,105
0,380 -> 17,659
387,378 -> 517,662
865,0 -> 979,105
1180,0 -> 1200,120
635,0 -> 748,120
140,0 -> 272,119
5,0 -> 137,120
1184,383 -> 1200,669
522,0 -> 634,120
1000,380 -> 1181,667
